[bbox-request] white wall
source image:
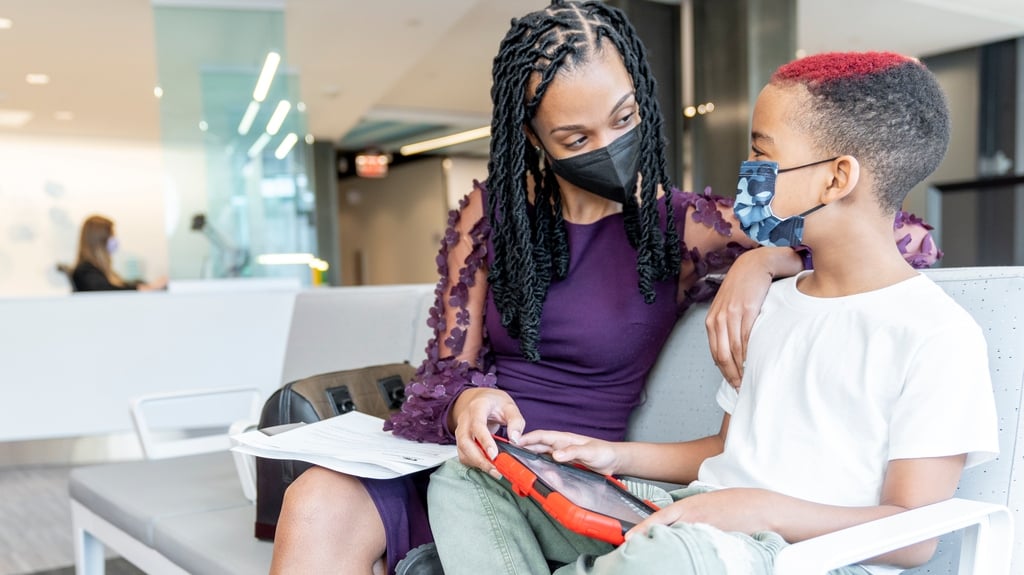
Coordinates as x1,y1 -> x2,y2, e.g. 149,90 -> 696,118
0,135 -> 170,297
444,156 -> 489,210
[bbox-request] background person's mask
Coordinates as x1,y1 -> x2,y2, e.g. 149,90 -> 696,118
545,128 -> 640,203
733,159 -> 833,247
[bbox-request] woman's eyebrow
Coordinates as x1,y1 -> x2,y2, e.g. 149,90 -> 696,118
549,92 -> 636,135
608,92 -> 635,117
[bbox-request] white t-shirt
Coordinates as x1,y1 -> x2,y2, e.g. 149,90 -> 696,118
695,271 -> 999,575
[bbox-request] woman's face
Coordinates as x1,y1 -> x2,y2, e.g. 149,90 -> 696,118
528,48 -> 638,163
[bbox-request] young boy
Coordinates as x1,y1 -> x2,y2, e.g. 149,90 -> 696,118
431,52 -> 1000,575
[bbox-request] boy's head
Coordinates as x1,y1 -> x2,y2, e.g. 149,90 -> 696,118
769,51 -> 951,214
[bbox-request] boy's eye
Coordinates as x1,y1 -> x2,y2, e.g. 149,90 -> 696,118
750,146 -> 765,158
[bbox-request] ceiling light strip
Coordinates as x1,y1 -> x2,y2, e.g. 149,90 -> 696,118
247,133 -> 272,158
257,253 -> 314,265
252,52 -> 281,103
400,126 -> 492,156
265,100 -> 291,135
274,133 -> 299,159
237,101 -> 260,135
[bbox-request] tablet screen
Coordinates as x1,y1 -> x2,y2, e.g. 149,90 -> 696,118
497,441 -> 654,525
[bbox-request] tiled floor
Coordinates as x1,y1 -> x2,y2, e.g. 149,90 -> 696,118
0,435 -> 142,575
0,465 -> 78,575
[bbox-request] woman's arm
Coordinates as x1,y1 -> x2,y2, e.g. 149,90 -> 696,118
675,188 -> 943,386
384,185 -> 500,446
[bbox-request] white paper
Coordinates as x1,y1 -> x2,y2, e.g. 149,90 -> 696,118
230,411 -> 457,479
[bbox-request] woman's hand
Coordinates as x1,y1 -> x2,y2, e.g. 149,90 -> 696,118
450,387 -> 526,478
517,430 -> 623,476
705,247 -> 800,388
138,276 -> 169,291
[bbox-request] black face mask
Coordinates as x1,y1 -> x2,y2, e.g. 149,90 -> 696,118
545,128 -> 641,203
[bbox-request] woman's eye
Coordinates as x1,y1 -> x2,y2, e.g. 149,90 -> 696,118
565,136 -> 587,149
615,112 -> 635,126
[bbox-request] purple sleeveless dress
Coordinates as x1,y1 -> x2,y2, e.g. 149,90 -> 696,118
368,185 -> 739,574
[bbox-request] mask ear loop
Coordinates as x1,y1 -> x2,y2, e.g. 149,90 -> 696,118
798,203 -> 827,218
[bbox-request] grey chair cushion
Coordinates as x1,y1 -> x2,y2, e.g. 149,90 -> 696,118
69,452 -> 251,545
152,506 -> 274,575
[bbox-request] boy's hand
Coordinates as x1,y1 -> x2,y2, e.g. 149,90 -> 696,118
516,430 -> 622,476
625,488 -> 776,539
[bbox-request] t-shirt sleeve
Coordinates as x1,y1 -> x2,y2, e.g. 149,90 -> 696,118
715,379 -> 739,415
888,319 -> 999,469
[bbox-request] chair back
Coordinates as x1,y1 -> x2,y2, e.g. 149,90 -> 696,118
627,267 -> 1024,573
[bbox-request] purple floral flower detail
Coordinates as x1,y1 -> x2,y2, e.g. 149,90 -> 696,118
894,210 -> 934,230
688,186 -> 734,237
896,233 -> 913,254
385,183 -> 496,444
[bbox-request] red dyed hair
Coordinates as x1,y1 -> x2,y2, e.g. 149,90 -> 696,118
773,51 -> 917,84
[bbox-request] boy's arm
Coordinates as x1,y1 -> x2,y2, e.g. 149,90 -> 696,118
629,454 -> 966,569
518,415 -> 730,484
613,414 -> 731,484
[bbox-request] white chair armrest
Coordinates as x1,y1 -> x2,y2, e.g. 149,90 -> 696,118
774,498 -> 1013,575
229,419 -> 259,503
131,386 -> 263,460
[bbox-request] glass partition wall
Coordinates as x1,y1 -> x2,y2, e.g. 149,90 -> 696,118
154,5 -> 316,284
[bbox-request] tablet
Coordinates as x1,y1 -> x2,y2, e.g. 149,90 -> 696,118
484,436 -> 658,545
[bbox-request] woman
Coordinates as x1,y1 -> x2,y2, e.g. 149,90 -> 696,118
71,215 -> 166,292
269,3 -> 940,574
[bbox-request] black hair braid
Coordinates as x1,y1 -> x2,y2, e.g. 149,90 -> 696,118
590,3 -> 681,297
486,1 -> 681,361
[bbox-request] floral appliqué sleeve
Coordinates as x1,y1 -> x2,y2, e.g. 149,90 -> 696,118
670,187 -> 944,309
384,185 -> 497,444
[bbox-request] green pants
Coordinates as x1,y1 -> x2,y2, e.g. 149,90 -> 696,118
428,458 -> 871,575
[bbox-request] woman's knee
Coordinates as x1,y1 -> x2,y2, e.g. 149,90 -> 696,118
282,466 -> 374,521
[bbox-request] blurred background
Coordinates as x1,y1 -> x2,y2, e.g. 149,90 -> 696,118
1,0 -> 1022,297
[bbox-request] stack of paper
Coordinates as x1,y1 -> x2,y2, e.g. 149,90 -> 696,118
231,411 -> 458,479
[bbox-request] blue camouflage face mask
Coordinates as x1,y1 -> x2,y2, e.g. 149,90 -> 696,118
732,158 -> 836,248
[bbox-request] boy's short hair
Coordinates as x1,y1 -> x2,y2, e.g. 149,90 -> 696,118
771,52 -> 951,214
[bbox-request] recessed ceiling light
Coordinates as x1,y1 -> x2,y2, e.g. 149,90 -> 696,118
54,111 -> 74,121
0,18 -> 13,29
198,120 -> 208,132
154,86 -> 164,98
0,109 -> 33,128
26,74 -> 50,85
304,134 -> 314,145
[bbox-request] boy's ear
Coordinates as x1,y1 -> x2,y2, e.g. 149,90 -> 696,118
821,155 -> 859,204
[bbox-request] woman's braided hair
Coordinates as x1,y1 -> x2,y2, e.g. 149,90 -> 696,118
486,0 -> 681,362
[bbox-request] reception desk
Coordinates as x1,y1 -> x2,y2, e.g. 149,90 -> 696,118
0,283 -> 434,444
